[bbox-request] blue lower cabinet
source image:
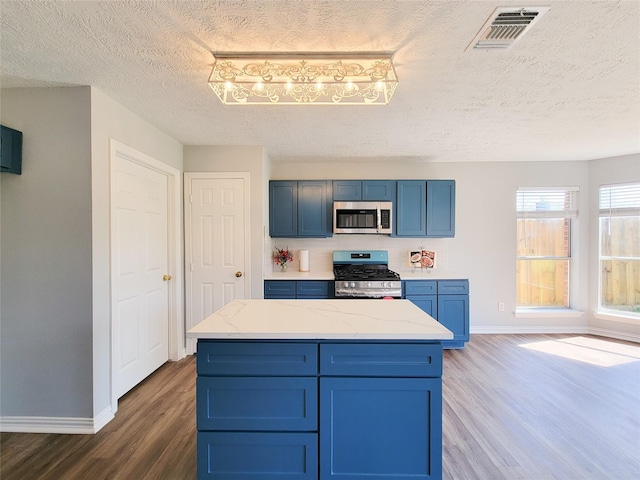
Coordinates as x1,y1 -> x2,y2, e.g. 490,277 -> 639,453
264,280 -> 296,298
320,377 -> 442,480
438,294 -> 469,348
404,279 -> 469,349
198,431 -> 318,480
197,341 -> 317,376
319,343 -> 442,377
264,280 -> 334,299
197,376 -> 318,431
195,340 -> 444,480
408,295 -> 437,318
297,280 -> 332,299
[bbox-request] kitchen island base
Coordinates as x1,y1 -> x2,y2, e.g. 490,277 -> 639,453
196,340 -> 443,480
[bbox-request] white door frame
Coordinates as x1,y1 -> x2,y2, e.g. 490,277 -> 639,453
184,172 -> 251,355
109,139 -> 184,411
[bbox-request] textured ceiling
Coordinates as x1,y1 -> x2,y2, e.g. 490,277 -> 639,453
1,0 -> 639,163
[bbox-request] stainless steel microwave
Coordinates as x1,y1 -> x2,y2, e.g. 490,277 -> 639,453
333,201 -> 393,234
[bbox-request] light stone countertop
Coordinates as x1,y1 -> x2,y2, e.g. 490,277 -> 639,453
263,271 -> 466,281
187,299 -> 453,340
264,270 -> 334,280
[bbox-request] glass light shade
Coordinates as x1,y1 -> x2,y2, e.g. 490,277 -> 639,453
208,53 -> 398,105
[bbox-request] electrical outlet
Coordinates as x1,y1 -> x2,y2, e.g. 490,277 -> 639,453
498,302 -> 505,311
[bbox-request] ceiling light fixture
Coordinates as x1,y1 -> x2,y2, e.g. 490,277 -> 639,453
208,52 -> 398,105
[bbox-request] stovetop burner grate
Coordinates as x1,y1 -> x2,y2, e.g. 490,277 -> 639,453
333,265 -> 401,281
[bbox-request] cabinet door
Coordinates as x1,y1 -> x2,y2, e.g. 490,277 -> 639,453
426,180 -> 455,237
320,377 -> 442,480
395,181 -> 426,237
269,181 -> 297,237
333,180 -> 361,200
406,295 -> 437,318
198,431 -> 318,480
297,280 -> 333,298
298,181 -> 329,237
362,181 -> 395,201
437,294 -> 469,344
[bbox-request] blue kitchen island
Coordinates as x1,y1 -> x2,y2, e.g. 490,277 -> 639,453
187,299 -> 453,480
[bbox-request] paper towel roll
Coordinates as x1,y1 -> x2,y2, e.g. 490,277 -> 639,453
299,250 -> 310,272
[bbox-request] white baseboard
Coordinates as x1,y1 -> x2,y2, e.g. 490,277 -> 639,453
470,325 -> 590,334
0,406 -> 114,434
470,325 -> 639,343
586,327 -> 640,343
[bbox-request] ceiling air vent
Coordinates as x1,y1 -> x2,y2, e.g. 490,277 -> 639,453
466,6 -> 550,51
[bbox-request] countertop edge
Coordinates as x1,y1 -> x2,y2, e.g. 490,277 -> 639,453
186,332 -> 454,340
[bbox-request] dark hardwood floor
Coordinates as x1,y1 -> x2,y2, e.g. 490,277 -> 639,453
1,334 -> 639,479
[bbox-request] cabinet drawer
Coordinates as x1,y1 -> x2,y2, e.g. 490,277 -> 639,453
198,432 -> 318,480
437,280 -> 469,295
197,342 -> 318,376
296,280 -> 330,297
264,280 -> 296,298
197,376 -> 317,431
404,280 -> 437,296
320,343 -> 442,377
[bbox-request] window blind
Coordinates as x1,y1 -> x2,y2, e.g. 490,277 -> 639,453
516,187 -> 579,219
599,182 -> 640,217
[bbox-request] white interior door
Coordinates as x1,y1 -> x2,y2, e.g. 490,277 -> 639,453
185,174 -> 249,353
112,154 -> 170,399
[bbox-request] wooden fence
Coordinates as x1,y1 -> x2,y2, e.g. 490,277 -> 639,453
517,217 -> 639,310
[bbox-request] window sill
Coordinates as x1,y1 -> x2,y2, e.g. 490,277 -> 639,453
593,311 -> 640,325
514,308 -> 584,319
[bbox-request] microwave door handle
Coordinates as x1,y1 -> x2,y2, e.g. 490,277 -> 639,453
377,207 -> 382,232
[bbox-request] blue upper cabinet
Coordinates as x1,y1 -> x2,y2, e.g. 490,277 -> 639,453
298,181 -> 329,237
333,180 -> 394,201
270,181 -> 332,237
395,180 -> 427,236
427,180 -> 455,237
362,181 -> 395,201
269,181 -> 298,237
333,180 -> 361,200
395,180 -> 455,237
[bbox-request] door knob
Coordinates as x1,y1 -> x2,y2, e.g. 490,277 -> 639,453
162,274 -> 172,281
235,271 -> 243,278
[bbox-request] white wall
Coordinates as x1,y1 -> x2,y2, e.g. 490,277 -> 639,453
269,159 -> 615,335
1,87 -> 94,418
183,145 -> 267,299
0,86 -> 183,431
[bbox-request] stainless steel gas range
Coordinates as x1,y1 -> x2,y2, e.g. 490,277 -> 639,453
333,250 -> 402,298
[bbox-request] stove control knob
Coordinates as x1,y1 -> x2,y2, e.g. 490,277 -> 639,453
343,282 -> 350,288
350,282 -> 356,288
367,282 -> 372,288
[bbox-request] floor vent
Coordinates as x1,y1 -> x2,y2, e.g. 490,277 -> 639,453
466,6 -> 551,51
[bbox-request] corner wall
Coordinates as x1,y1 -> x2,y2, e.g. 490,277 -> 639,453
1,87 -> 94,420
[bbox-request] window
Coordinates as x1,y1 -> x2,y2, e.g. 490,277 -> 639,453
516,187 -> 578,308
599,183 -> 640,316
